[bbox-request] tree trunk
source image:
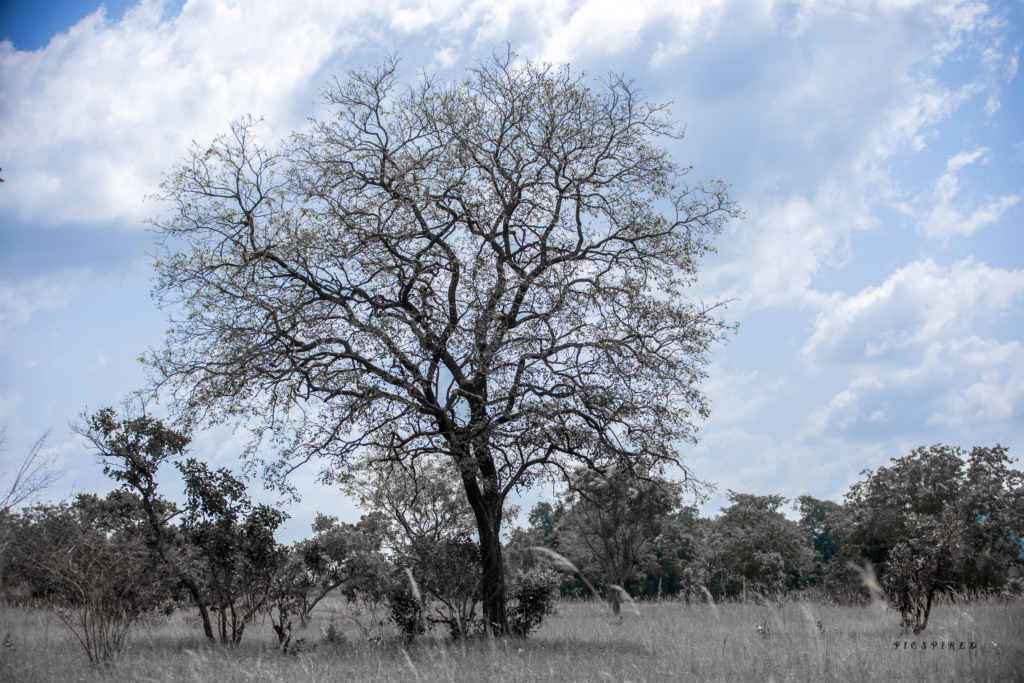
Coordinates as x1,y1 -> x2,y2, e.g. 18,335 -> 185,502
914,588 -> 935,635
609,590 -> 622,615
189,586 -> 216,641
475,498 -> 509,635
139,493 -> 216,641
605,571 -> 622,615
453,416 -> 510,636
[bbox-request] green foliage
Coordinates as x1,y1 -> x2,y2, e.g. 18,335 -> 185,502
287,512 -> 389,623
387,583 -> 425,642
551,466 -> 686,613
525,443 -> 1020,612
78,407 -> 291,645
836,444 -> 1023,592
705,491 -> 814,599
883,510 -> 967,633
2,495 -> 178,664
86,407 -> 190,500
174,458 -> 288,644
507,568 -> 560,637
633,505 -> 705,598
412,538 -> 482,638
527,503 -> 565,549
794,494 -> 844,575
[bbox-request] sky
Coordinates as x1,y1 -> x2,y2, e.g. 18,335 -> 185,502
1,0 -> 1022,543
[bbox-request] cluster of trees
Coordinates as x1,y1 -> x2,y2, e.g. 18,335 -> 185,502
0,409 -> 560,663
2,415 -> 1021,664
521,444 -> 1023,634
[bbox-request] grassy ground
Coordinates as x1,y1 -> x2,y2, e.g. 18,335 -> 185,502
1,595 -> 1021,683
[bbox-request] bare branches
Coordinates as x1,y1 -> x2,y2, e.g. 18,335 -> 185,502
146,53 -> 738,634
1,428 -> 60,513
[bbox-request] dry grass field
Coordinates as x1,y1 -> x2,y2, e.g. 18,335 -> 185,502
1,595 -> 1021,683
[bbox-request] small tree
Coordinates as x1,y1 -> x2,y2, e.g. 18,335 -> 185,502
270,520 -> 393,648
679,564 -> 709,605
288,511 -> 390,623
751,551 -> 786,595
343,457 -> 479,554
77,407 -> 287,645
794,494 -> 844,585
706,491 -> 814,599
883,511 -> 967,634
176,458 -> 288,644
557,466 -> 685,614
349,457 -> 542,639
74,409 -> 218,635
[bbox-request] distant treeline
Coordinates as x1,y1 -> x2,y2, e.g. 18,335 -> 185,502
523,443 -> 1023,633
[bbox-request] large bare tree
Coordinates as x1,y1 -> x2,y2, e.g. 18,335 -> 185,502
146,52 -> 739,633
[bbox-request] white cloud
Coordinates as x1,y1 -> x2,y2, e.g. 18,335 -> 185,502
0,0 -> 1013,243
804,258 -> 1024,363
525,0 -> 732,65
692,1 -> 1017,314
0,268 -> 138,349
793,375 -> 887,439
0,389 -> 22,426
928,364 -> 1023,426
802,389 -> 860,437
795,257 -> 1024,438
709,181 -> 875,312
919,148 -> 1021,240
0,0 -> 376,227
700,364 -> 789,426
0,276 -> 82,349
865,77 -> 965,159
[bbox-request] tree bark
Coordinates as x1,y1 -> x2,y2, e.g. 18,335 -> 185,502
455,437 -> 510,635
477,502 -> 509,635
138,493 -> 215,641
914,588 -> 935,635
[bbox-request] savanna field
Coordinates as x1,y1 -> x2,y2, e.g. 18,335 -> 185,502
2,595 -> 1021,683
2,8 -> 1024,683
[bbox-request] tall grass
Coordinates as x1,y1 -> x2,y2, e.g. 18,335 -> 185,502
1,593 -> 1021,682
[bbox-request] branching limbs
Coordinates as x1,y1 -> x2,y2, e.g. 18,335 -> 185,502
146,51 -> 739,633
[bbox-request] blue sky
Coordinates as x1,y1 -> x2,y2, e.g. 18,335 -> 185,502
1,0 -> 1022,542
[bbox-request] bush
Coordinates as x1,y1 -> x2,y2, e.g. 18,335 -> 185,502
508,568 -> 560,637
7,499 -> 175,664
387,583 -> 425,642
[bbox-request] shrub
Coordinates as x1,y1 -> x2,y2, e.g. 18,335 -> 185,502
387,583 -> 425,641
8,499 -> 174,664
508,568 -> 560,637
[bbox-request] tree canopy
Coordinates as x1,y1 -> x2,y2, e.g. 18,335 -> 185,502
147,51 -> 738,632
